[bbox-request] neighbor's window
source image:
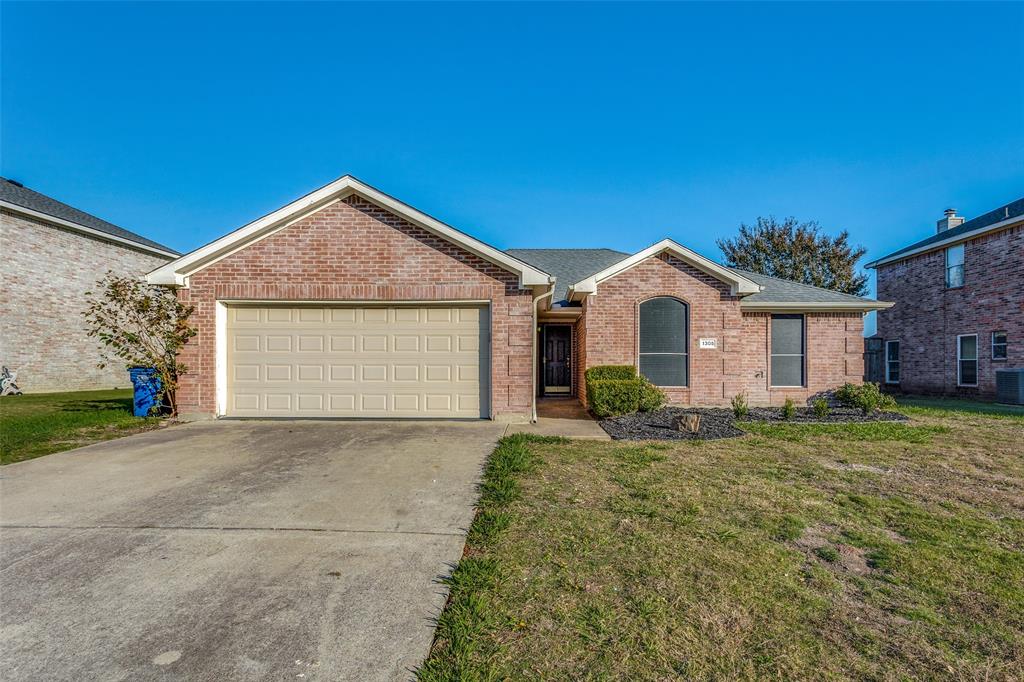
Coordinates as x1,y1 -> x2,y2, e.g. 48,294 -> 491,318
945,244 -> 964,288
885,340 -> 900,384
958,334 -> 978,386
992,331 -> 1008,361
638,297 -> 688,387
770,314 -> 805,387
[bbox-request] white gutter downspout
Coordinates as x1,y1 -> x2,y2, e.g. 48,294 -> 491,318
531,287 -> 554,423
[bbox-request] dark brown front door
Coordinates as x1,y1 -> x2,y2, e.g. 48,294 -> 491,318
544,325 -> 571,394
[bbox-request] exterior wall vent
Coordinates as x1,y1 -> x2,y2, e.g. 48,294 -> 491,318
995,368 -> 1024,405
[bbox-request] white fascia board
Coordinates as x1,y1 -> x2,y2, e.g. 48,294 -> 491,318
865,214 -> 1024,269
739,300 -> 895,312
566,239 -> 761,298
146,175 -> 552,288
2,200 -> 179,259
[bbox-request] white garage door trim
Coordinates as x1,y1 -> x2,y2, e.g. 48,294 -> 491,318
216,300 -> 491,419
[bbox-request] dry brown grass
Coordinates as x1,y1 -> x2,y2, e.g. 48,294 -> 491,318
421,400 -> 1024,681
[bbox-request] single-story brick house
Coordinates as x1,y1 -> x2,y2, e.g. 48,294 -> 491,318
0,178 -> 179,392
867,198 -> 1023,399
146,176 -> 891,422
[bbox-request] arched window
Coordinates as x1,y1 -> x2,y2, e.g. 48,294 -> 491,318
639,297 -> 688,387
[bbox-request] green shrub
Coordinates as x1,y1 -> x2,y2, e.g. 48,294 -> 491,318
588,379 -> 641,418
585,366 -> 665,418
585,365 -> 636,382
812,398 -> 830,419
637,377 -> 666,412
782,397 -> 797,420
835,382 -> 897,415
731,392 -> 749,419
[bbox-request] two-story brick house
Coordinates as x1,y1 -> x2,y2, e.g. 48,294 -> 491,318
866,198 -> 1024,399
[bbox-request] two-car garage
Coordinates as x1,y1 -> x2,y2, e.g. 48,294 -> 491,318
225,304 -> 490,418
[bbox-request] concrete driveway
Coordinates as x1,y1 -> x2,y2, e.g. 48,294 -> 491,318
0,420 -> 504,681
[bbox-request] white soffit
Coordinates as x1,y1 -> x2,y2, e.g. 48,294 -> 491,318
567,238 -> 762,299
146,175 -> 552,287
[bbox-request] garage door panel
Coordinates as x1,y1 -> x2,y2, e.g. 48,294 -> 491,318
226,305 -> 489,418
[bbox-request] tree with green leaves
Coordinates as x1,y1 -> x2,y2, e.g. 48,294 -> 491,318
83,272 -> 196,415
717,216 -> 868,296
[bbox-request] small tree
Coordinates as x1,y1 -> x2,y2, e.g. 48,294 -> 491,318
717,216 -> 868,296
83,272 -> 196,415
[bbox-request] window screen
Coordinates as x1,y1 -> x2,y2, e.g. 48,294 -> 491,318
771,314 -> 805,387
958,335 -> 977,386
886,340 -> 900,383
638,297 -> 688,386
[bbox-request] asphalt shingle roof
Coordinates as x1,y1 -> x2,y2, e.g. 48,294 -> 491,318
0,177 -> 178,255
870,196 -> 1024,266
507,247 -> 883,307
731,269 -> 879,304
506,248 -> 630,305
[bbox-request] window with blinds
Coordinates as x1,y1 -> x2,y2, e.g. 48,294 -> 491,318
638,297 -> 688,387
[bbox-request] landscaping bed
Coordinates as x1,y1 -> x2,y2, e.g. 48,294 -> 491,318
600,405 -> 908,441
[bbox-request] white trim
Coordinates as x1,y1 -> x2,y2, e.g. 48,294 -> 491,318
957,333 -> 979,387
740,301 -> 894,312
885,339 -> 900,384
866,213 -> 1024,269
146,175 -> 551,288
567,238 -> 762,300
992,330 -> 1008,361
1,200 -> 179,259
218,298 -> 492,306
215,301 -> 228,416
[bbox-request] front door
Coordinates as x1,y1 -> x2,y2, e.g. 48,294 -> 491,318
543,325 -> 571,394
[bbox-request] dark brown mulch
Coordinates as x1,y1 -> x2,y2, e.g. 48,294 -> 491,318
599,406 -> 908,441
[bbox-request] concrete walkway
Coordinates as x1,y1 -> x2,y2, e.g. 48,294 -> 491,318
505,397 -> 611,440
0,420 -> 504,681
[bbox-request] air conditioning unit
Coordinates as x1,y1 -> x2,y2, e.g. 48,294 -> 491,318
995,369 -> 1024,405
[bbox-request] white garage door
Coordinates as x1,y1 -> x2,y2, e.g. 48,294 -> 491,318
226,305 -> 490,418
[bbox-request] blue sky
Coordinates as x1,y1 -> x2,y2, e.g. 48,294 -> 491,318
3,2 -> 1022,309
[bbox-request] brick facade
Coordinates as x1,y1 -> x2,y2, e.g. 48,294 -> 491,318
0,209 -> 172,392
176,196 -> 534,420
573,253 -> 864,406
875,222 -> 1024,398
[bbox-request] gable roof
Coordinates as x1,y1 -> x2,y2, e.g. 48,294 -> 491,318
505,248 -> 630,306
865,196 -> 1024,268
146,175 -> 551,287
0,177 -> 179,258
511,245 -> 890,311
567,239 -> 763,299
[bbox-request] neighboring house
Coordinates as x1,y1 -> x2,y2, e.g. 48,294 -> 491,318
866,198 -> 1024,399
0,178 -> 179,392
146,175 -> 891,422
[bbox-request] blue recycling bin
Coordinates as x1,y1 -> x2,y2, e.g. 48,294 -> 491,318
128,367 -> 163,417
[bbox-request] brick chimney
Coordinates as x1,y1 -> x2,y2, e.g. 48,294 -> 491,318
936,208 -> 964,234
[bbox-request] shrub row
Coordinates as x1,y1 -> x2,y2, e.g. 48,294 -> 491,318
585,365 -> 666,418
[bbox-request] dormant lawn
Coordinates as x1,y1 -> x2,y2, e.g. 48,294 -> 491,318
421,398 -> 1024,680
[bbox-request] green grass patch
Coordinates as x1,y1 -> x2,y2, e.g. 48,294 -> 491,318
0,389 -> 160,464
739,420 -> 948,443
896,395 -> 1024,421
420,403 -> 1024,680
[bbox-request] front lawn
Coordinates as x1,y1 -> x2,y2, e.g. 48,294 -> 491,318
420,402 -> 1024,679
0,389 -> 162,465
